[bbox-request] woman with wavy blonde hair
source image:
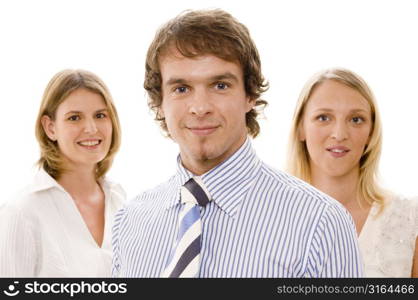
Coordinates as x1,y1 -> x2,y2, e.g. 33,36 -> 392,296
0,69 -> 125,277
287,68 -> 417,277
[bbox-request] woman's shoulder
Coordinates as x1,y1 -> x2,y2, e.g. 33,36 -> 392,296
1,188 -> 41,226
378,192 -> 418,228
3,189 -> 38,218
2,169 -> 59,215
361,192 -> 417,277
385,192 -> 417,213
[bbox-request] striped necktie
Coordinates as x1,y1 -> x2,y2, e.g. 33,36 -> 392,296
161,177 -> 211,277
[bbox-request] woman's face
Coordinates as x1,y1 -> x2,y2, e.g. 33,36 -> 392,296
300,80 -> 372,179
42,88 -> 113,171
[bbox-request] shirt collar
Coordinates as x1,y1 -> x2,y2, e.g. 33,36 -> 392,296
28,168 -> 124,198
168,137 -> 261,218
28,168 -> 65,194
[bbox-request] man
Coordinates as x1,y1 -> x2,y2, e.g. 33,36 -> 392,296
112,9 -> 363,277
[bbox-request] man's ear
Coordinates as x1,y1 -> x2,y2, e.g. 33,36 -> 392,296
246,96 -> 256,113
157,106 -> 165,119
41,115 -> 57,141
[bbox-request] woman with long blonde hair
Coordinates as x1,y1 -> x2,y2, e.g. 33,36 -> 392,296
287,68 -> 417,277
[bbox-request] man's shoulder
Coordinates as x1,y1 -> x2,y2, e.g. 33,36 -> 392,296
258,162 -> 341,209
125,175 -> 177,210
257,162 -> 356,238
113,175 -> 178,231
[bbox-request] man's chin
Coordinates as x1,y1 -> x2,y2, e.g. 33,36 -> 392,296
190,146 -> 220,162
193,151 -> 213,162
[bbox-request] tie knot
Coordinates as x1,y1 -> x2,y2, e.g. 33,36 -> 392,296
181,177 -> 211,207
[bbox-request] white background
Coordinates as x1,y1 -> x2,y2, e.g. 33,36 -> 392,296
0,0 -> 417,203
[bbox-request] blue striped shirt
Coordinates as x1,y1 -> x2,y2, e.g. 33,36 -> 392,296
112,138 -> 363,277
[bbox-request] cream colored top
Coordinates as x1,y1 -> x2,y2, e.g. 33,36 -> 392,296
359,194 -> 418,277
0,169 -> 125,277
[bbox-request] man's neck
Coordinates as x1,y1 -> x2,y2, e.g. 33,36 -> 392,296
181,157 -> 223,176
180,137 -> 248,176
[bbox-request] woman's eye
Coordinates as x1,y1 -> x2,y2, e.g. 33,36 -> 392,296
317,115 -> 329,122
352,116 -> 365,124
68,115 -> 80,121
96,113 -> 107,119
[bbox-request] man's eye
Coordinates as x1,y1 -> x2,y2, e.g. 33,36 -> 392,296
175,86 -> 188,93
215,82 -> 228,90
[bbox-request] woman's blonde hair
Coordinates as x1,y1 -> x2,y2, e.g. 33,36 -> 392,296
35,69 -> 121,179
286,67 -> 385,210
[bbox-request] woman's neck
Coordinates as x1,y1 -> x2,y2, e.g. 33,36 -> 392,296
311,167 -> 359,207
57,167 -> 101,201
311,167 -> 372,235
56,165 -> 106,247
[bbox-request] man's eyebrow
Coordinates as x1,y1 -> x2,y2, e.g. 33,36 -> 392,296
165,78 -> 188,86
164,72 -> 240,86
210,72 -> 239,82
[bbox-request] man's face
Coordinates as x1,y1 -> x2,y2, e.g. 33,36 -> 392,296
159,51 -> 254,174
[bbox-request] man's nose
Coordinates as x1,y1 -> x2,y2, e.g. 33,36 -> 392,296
188,88 -> 214,117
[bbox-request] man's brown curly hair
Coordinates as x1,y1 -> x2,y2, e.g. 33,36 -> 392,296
144,9 -> 269,137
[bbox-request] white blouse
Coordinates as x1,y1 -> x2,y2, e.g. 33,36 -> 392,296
0,169 -> 126,277
359,194 -> 418,277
